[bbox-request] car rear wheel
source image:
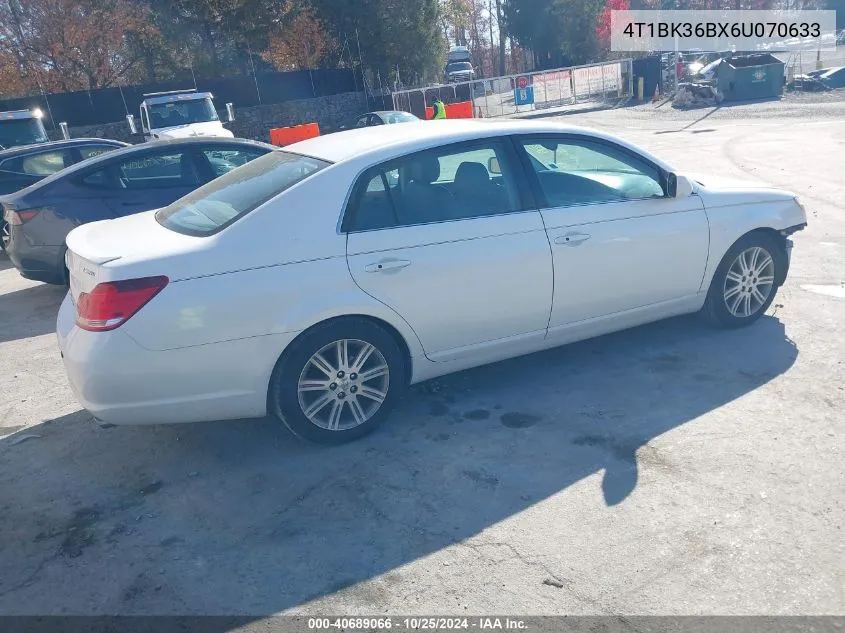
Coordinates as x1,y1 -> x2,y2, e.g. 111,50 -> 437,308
269,318 -> 406,444
702,232 -> 784,328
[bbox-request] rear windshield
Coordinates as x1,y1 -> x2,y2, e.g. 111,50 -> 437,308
156,151 -> 329,236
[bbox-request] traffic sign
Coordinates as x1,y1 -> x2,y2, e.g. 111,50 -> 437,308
517,76 -> 529,89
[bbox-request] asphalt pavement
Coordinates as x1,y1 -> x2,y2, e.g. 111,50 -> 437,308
0,97 -> 842,618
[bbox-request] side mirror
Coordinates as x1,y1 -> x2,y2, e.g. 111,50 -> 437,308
126,114 -> 139,136
59,122 -> 70,140
488,156 -> 501,175
666,172 -> 693,198
226,103 -> 235,122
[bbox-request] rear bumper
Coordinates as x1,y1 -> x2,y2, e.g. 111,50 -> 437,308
6,231 -> 66,284
57,293 -> 298,425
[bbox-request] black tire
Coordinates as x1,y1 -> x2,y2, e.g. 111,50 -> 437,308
268,317 -> 406,444
0,219 -> 9,255
702,232 -> 785,328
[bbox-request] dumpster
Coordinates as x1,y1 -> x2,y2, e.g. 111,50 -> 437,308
713,54 -> 784,102
633,55 -> 662,101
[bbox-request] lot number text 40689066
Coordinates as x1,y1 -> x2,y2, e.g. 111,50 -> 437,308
307,617 -> 528,630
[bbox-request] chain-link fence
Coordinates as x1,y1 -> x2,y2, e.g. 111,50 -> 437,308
391,60 -> 633,119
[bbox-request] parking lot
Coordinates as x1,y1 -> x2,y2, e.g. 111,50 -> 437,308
0,101 -> 843,617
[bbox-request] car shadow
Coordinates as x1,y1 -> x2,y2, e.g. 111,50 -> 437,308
0,282 -> 66,344
0,314 -> 797,617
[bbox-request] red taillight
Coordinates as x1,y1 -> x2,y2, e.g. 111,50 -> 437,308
5,208 -> 40,225
76,276 -> 169,332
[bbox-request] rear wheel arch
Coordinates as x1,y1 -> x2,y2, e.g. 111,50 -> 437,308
266,314 -> 413,443
265,314 -> 415,412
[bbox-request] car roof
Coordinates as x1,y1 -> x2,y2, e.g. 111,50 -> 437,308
285,119 -> 658,165
5,136 -> 276,194
0,138 -> 128,159
142,91 -> 214,106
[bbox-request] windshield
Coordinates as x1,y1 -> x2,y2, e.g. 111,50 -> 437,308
156,151 -> 329,236
0,119 -> 49,149
446,62 -> 473,72
147,98 -> 218,129
385,112 -> 419,123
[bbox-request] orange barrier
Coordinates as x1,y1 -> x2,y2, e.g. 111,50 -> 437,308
269,122 -> 320,146
424,101 -> 475,120
446,101 -> 473,119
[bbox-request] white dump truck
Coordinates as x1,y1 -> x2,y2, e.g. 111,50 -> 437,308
126,89 -> 235,141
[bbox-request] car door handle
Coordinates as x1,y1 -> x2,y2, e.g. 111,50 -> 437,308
364,259 -> 412,273
554,233 -> 591,246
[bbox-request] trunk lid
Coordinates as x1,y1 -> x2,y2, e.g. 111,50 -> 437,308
65,210 -> 209,303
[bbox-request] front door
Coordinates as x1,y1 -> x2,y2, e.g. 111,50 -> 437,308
345,139 -> 553,361
516,134 -> 709,330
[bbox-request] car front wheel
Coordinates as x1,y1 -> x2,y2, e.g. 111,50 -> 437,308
269,318 -> 406,444
702,232 -> 785,328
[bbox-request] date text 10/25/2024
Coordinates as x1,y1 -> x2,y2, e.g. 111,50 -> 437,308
308,617 -> 528,630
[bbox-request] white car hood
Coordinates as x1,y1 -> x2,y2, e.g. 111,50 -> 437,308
151,121 -> 234,140
689,173 -> 796,200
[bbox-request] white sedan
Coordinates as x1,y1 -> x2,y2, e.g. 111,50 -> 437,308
57,120 -> 807,444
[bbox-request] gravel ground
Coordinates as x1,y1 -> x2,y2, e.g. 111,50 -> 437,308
0,97 -> 842,619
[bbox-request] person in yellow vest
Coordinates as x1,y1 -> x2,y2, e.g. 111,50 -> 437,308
432,99 -> 447,119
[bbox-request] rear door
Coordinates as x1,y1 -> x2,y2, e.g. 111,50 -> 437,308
345,139 -> 553,362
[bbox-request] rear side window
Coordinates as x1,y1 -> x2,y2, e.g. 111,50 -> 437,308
156,151 -> 329,236
200,147 -> 267,177
345,141 -> 522,232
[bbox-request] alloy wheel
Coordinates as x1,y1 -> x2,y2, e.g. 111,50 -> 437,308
723,246 -> 775,318
297,339 -> 390,431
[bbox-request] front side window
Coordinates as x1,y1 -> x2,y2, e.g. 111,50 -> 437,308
347,141 -> 522,232
117,151 -> 199,189
156,151 -> 329,236
520,137 -> 665,207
